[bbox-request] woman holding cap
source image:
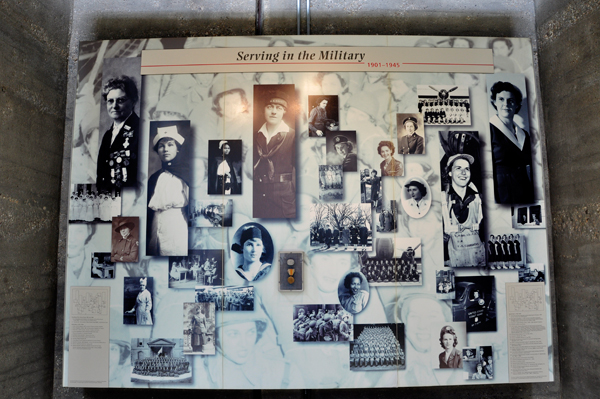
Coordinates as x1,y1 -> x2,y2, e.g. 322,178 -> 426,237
398,116 -> 424,154
232,225 -> 272,282
147,125 -> 190,256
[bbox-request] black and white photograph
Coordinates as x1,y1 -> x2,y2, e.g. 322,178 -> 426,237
519,263 -> 546,283
326,131 -> 358,172
69,184 -> 121,223
293,304 -> 353,342
431,322 -> 467,369
207,139 -> 242,195
319,165 -> 343,201
512,202 -> 546,228
487,232 -> 526,269
253,84 -> 297,219
376,200 -> 397,232
487,73 -> 534,205
462,346 -> 494,380
111,216 -> 139,263
147,120 -> 192,256
395,237 -> 423,283
436,269 -> 455,300
96,57 -> 141,193
377,140 -> 404,177
337,270 -> 370,314
452,276 -> 497,332
169,249 -> 224,288
401,177 -> 432,219
194,285 -> 254,311
130,338 -> 192,383
230,222 -> 274,282
359,254 -> 422,286
308,95 -> 339,137
418,85 -> 471,125
183,302 -> 216,355
91,252 -> 115,279
309,203 -> 372,252
440,131 -> 486,268
349,323 -> 405,371
397,113 -> 425,154
190,199 -> 233,227
123,277 -> 153,325
360,169 -> 382,211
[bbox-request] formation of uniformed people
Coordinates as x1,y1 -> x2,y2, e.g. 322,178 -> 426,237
195,287 -> 253,311
293,306 -> 352,342
311,221 -> 370,251
349,325 -> 405,369
360,255 -> 420,284
488,233 -> 523,269
319,166 -> 343,190
70,190 -> 120,222
132,355 -> 189,378
418,98 -> 470,124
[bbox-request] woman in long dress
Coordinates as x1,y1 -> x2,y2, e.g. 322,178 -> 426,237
147,125 -> 190,256
125,277 -> 153,325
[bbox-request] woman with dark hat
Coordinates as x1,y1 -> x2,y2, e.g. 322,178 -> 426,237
398,116 -> 424,154
333,135 -> 357,172
232,225 -> 272,281
111,220 -> 138,262
147,125 -> 190,256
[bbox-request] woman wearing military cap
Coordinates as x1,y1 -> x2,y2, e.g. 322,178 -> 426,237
398,115 -> 424,154
111,219 -> 138,262
333,134 -> 358,172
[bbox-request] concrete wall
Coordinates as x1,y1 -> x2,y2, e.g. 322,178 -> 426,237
0,0 -> 72,397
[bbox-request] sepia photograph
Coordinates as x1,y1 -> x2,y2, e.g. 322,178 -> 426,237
190,199 -> 233,228
376,200 -> 398,233
360,169 -> 382,211
462,346 -> 494,380
326,131 -> 358,172
123,277 -> 153,325
401,177 -> 432,219
431,322 -> 467,369
183,302 -> 216,355
292,304 -> 353,342
337,270 -> 370,314
350,323 -> 405,371
169,249 -> 224,288
319,165 -> 343,201
418,85 -> 471,126
487,232 -> 526,269
452,276 -> 496,332
207,139 -> 242,195
69,184 -> 121,223
253,84 -> 297,219
377,140 -> 404,177
310,203 -> 372,252
91,252 -> 115,279
111,216 -> 139,263
130,338 -> 192,383
195,285 -> 254,311
230,223 -> 274,282
397,113 -> 425,154
436,269 -> 455,300
308,95 -> 339,137
147,120 -> 192,256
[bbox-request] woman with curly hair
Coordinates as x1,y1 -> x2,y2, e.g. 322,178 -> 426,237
338,271 -> 369,313
378,140 -> 404,176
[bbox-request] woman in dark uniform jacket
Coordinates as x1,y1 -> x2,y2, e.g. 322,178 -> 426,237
489,80 -> 534,204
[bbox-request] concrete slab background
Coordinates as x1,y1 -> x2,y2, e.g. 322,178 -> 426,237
0,0 -> 598,397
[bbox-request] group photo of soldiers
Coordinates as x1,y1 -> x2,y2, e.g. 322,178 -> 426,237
131,356 -> 191,381
195,285 -> 254,311
349,324 -> 405,371
319,165 -> 343,201
169,249 -> 223,288
310,203 -> 372,252
292,304 -> 353,342
69,184 -> 121,223
190,199 -> 233,228
130,338 -> 191,383
417,85 -> 471,125
359,256 -> 421,285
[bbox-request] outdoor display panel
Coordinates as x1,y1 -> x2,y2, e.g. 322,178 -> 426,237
63,35 -> 553,389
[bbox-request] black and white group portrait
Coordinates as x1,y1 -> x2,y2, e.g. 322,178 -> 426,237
147,121 -> 192,256
326,131 -> 358,172
194,285 -> 254,311
308,95 -> 339,137
349,324 -> 405,371
417,85 -> 471,125
397,114 -> 425,154
292,304 -> 353,342
462,346 -> 494,380
96,58 -> 141,193
360,169 -> 382,211
513,202 -> 545,228
431,322 -> 467,369
91,252 -> 115,279
319,165 -> 343,201
452,276 -> 496,332
487,233 -> 526,269
401,177 -> 432,219
183,302 -> 216,355
207,139 -> 242,195
310,203 -> 372,252
377,140 -> 404,177
377,200 -> 397,233
123,277 -> 153,325
111,216 -> 139,263
190,199 -> 233,228
440,131 -> 486,268
69,184 -> 120,223
359,242 -> 422,286
130,338 -> 192,383
230,223 -> 274,282
169,249 -> 224,288
487,73 -> 534,204
253,84 -> 297,219
436,269 -> 455,300
337,270 -> 370,314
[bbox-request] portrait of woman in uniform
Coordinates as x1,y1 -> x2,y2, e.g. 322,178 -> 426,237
124,277 -> 153,325
111,217 -> 139,263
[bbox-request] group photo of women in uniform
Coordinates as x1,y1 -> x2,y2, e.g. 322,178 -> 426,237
487,233 -> 526,269
349,324 -> 405,371
69,184 -> 121,223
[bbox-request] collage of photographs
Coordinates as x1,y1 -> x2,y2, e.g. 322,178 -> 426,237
64,35 -> 551,390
